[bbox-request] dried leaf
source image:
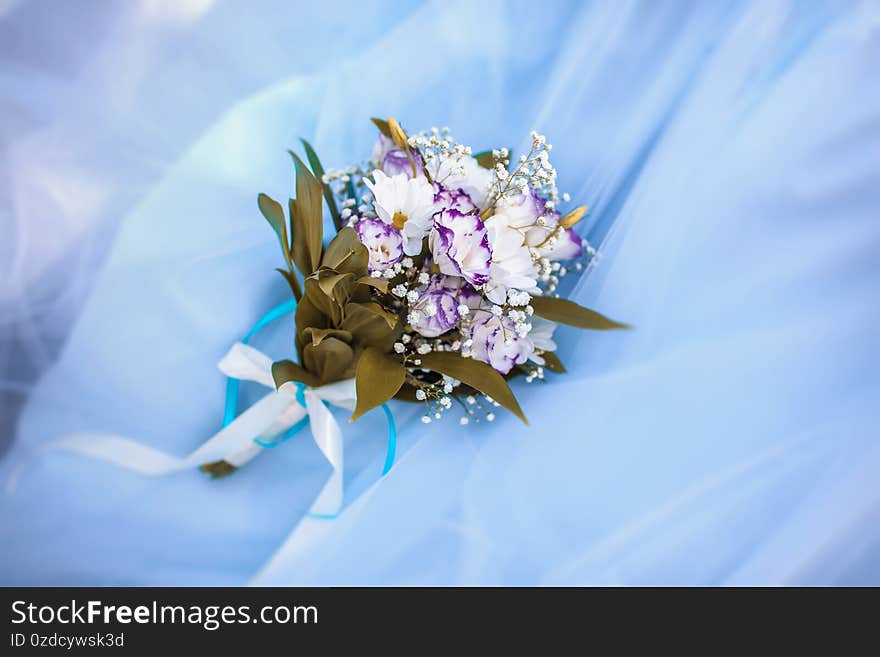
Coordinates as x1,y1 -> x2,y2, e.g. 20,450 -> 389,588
303,327 -> 353,347
530,296 -> 630,330
386,117 -> 409,149
341,302 -> 397,348
357,276 -> 389,294
288,151 -> 324,275
317,271 -> 355,301
473,150 -> 495,169
541,351 -> 566,373
417,352 -> 527,424
258,193 -> 291,266
200,460 -> 237,478
295,294 -> 330,357
352,347 -> 405,421
275,268 -> 302,300
300,139 -> 342,232
304,278 -> 341,326
560,206 -> 587,229
321,227 -> 369,276
371,117 -> 392,138
272,359 -> 321,388
302,338 -> 355,384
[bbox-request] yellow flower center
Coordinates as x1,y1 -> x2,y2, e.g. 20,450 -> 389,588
392,211 -> 409,230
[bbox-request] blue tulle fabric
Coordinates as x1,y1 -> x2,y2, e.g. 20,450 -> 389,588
1,0 -> 879,584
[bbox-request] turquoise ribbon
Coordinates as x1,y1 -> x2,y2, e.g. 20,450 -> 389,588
221,297 -> 397,475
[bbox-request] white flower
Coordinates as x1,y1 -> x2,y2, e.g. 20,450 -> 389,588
364,170 -> 436,256
527,317 -> 558,365
483,212 -> 540,305
426,155 -> 493,209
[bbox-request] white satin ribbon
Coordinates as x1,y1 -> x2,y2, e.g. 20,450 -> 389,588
8,343 -> 356,517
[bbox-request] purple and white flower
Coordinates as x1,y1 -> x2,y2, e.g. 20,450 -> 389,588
427,154 -> 492,209
540,226 -> 583,261
429,209 -> 492,287
371,133 -> 423,179
467,311 -> 530,374
355,218 -> 404,271
409,275 -> 465,338
433,183 -> 477,215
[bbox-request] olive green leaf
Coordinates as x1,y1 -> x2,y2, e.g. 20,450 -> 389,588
301,138 -> 342,233
288,151 -> 324,276
559,206 -> 587,229
530,296 -> 630,330
275,268 -> 302,300
341,302 -> 397,348
371,117 -> 392,138
357,276 -> 389,294
302,337 -> 355,385
272,359 -> 321,389
541,351 -> 566,373
417,352 -> 527,424
473,149 -> 512,169
321,227 -> 369,275
258,193 -> 292,266
317,271 -> 356,301
352,346 -> 405,421
304,277 -> 341,326
200,460 -> 237,478
302,327 -> 353,347
295,293 -> 330,357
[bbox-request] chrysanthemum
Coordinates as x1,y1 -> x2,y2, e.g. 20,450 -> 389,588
365,170 -> 436,256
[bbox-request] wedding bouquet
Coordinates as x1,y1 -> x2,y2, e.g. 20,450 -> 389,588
200,117 -> 627,477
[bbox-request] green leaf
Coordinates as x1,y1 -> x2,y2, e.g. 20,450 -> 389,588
200,460 -> 237,478
371,117 -> 392,138
275,268 -> 302,300
473,148 -> 512,169
341,301 -> 397,348
417,352 -> 528,424
321,227 -> 369,276
272,359 -> 321,389
258,193 -> 291,267
288,151 -> 324,276
317,271 -> 355,301
352,347 -> 405,421
302,338 -> 355,384
357,276 -> 389,294
473,150 -> 495,169
301,139 -> 342,233
541,351 -> 566,373
302,327 -> 353,347
530,296 -> 630,330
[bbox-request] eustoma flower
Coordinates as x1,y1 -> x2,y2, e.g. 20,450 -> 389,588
427,154 -> 493,209
433,184 -> 477,214
467,310 -> 531,374
429,209 -> 492,287
365,169 -> 435,256
355,218 -> 404,271
483,212 -> 541,305
409,274 -> 464,338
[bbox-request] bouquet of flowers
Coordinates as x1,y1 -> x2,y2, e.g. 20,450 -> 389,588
14,116 -> 627,518
230,117 -> 627,464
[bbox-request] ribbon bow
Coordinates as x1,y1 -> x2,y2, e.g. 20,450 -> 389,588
7,300 -> 396,521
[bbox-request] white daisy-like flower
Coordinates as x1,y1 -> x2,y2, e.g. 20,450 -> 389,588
364,170 -> 435,256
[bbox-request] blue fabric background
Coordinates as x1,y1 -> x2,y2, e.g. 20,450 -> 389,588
1,0 -> 878,584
